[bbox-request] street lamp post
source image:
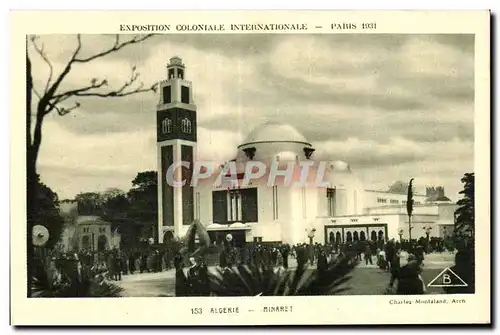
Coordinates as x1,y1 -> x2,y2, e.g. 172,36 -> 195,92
423,226 -> 432,240
398,229 -> 404,243
305,228 -> 316,265
306,228 -> 316,245
423,225 -> 432,253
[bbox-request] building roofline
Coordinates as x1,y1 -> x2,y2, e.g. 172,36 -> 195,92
364,189 -> 426,196
318,213 -> 440,219
237,140 -> 312,149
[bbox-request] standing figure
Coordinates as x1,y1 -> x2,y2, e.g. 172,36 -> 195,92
317,249 -> 328,275
187,257 -> 201,296
198,259 -> 211,296
396,255 -> 426,295
174,253 -> 186,297
113,251 -> 122,281
128,251 -> 136,274
364,242 -> 373,265
281,245 -> 289,269
389,249 -> 402,288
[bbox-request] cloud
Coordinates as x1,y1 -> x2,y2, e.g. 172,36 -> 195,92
28,34 -> 474,200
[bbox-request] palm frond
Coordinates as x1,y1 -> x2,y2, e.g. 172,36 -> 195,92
31,271 -> 124,298
207,254 -> 358,297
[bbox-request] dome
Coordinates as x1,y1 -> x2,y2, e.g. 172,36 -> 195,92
240,122 -> 310,147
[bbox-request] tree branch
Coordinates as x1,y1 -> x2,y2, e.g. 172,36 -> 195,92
74,34 -> 155,63
30,35 -> 53,94
52,78 -> 108,100
54,66 -> 158,100
39,35 -> 82,107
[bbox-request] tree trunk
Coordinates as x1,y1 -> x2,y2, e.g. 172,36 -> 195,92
26,53 -> 34,297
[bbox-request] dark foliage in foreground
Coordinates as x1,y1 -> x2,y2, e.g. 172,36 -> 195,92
31,265 -> 124,298
208,255 -> 358,296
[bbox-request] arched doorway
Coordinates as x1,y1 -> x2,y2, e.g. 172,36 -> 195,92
346,231 -> 353,243
360,231 -> 366,241
335,232 -> 342,244
329,232 -> 335,244
353,231 -> 359,242
97,235 -> 107,251
371,231 -> 377,241
163,231 -> 174,244
378,230 -> 384,241
81,235 -> 90,250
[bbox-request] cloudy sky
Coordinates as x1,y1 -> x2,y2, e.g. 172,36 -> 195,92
29,34 -> 474,201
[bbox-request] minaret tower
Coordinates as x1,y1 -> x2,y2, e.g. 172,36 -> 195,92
157,56 -> 197,243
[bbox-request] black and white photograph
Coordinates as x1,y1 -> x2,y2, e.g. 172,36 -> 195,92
12,10 -> 491,326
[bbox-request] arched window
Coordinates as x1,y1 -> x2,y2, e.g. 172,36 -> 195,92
360,231 -> 366,241
162,118 -> 172,134
378,230 -> 384,241
181,118 -> 192,133
353,231 -> 359,242
329,231 -> 335,244
97,235 -> 107,251
346,231 -> 353,243
371,230 -> 377,241
81,235 -> 91,250
336,232 -> 342,244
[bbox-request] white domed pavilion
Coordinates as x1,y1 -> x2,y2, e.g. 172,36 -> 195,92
156,57 -> 458,247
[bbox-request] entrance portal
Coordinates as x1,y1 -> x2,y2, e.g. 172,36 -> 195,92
360,231 -> 366,241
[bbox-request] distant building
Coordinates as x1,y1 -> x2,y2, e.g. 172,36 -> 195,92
58,200 -> 120,252
425,186 -> 452,203
156,57 -> 457,246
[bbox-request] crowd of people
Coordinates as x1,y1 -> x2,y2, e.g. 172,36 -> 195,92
35,235 -> 461,296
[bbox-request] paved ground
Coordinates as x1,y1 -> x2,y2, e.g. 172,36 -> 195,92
117,252 -> 456,297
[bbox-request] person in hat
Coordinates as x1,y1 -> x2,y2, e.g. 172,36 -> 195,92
187,257 -> 201,296
174,252 -> 186,297
396,254 -> 426,295
388,249 -> 402,288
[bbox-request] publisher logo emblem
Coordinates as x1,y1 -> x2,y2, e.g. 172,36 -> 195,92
428,267 -> 468,288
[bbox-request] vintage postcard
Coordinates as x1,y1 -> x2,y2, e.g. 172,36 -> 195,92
10,10 -> 491,325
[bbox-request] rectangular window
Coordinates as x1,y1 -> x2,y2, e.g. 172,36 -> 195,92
162,145 -> 174,226
163,86 -> 171,104
212,190 -> 228,223
181,145 -> 194,225
253,237 -> 263,243
181,86 -> 190,104
241,188 -> 258,222
228,190 -> 242,222
327,188 -> 336,216
377,198 -> 387,204
272,186 -> 279,220
212,188 -> 258,223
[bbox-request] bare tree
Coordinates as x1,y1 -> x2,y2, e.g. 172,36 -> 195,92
26,34 -> 158,297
